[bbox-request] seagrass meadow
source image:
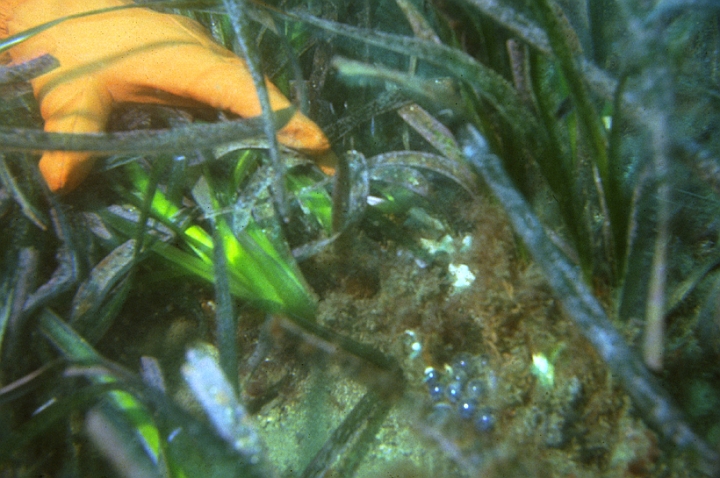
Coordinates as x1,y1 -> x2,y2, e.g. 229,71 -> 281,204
1,0 -> 720,476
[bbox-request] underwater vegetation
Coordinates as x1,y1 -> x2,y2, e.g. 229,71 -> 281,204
1,0 -> 720,476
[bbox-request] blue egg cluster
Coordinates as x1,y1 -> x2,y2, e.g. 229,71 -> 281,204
423,353 -> 496,434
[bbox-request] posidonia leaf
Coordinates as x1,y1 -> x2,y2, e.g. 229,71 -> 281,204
70,240 -> 138,343
0,54 -> 58,85
181,344 -> 265,466
0,109 -> 294,155
38,309 -> 162,465
295,12 -> 545,150
332,57 -> 466,117
368,151 -> 476,197
0,1 -> 221,55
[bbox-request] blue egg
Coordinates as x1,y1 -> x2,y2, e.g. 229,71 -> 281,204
451,369 -> 469,386
445,380 -> 463,402
452,353 -> 474,373
457,399 -> 477,420
429,384 -> 444,401
465,379 -> 484,399
474,407 -> 495,432
424,368 -> 440,386
477,355 -> 490,369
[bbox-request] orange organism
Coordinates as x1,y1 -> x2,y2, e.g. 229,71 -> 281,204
0,0 -> 333,193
